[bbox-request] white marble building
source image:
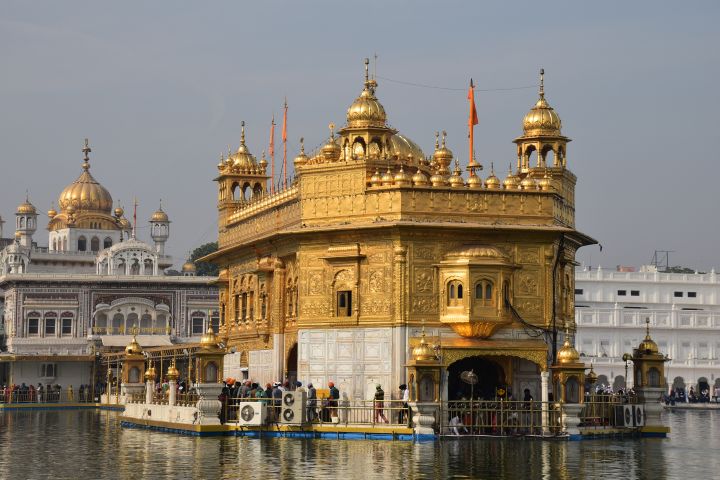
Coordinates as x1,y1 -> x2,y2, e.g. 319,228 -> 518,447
0,140 -> 218,390
575,265 -> 720,394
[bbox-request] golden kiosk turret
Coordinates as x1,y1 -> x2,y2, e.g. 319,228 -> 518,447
551,334 -> 586,404
194,327 -> 224,384
121,327 -> 146,398
631,318 -> 670,434
406,326 -> 442,403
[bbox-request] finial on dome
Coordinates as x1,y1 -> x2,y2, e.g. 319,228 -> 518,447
299,137 -> 305,154
364,57 -> 370,84
441,131 -> 447,148
328,123 -> 335,140
435,131 -> 439,150
240,121 -> 246,146
539,68 -> 545,99
82,138 -> 92,170
645,317 -> 651,338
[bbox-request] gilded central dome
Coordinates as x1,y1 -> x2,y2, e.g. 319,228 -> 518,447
557,338 -> 580,364
58,141 -> 113,214
347,85 -> 387,128
346,59 -> 387,129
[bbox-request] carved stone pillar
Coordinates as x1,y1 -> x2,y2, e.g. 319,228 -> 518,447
194,383 -> 223,425
560,403 -> 583,437
393,245 -> 407,324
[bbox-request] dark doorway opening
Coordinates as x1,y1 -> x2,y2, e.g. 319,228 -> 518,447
286,343 -> 298,386
447,356 -> 505,400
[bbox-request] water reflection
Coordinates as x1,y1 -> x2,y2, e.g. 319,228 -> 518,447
0,410 -> 717,479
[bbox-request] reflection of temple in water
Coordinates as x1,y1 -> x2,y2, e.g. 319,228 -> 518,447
204,61 -> 594,403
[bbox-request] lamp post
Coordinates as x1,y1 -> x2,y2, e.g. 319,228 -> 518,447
622,353 -> 632,390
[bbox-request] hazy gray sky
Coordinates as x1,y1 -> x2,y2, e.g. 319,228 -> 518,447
1,1 -> 718,271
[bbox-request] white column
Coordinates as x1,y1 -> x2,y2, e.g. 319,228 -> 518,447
168,380 -> 177,406
272,332 -> 285,382
541,370 -> 550,434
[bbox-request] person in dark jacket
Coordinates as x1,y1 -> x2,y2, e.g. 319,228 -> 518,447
374,385 -> 388,423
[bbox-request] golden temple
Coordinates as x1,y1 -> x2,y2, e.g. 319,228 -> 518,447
203,60 -> 595,402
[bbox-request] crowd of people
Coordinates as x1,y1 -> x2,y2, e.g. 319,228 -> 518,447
217,379 -> 341,425
0,383 -> 96,403
664,386 -> 720,405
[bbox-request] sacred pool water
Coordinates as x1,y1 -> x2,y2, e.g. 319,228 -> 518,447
0,409 -> 718,479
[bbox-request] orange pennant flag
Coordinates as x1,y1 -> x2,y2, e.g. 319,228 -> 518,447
468,78 -> 479,128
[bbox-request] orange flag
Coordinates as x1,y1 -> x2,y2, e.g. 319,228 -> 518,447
468,79 -> 478,168
468,79 -> 479,127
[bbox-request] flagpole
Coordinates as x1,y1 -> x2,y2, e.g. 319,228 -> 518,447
468,78 -> 478,175
282,98 -> 288,190
269,115 -> 276,194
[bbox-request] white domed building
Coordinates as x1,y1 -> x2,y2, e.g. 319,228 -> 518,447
0,140 -> 218,390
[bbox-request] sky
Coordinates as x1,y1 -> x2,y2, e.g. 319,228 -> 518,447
1,1 -> 718,271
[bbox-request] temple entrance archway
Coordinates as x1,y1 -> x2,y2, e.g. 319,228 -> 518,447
447,356 -> 505,400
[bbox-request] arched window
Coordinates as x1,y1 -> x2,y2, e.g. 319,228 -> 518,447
90,237 -> 100,252
474,280 -> 495,307
77,236 -> 87,251
648,367 -> 661,387
104,237 -> 113,249
447,280 -> 464,307
130,260 -> 140,275
129,367 -> 141,383
564,377 -> 580,403
231,182 -> 240,201
205,362 -> 218,383
144,259 -> 153,275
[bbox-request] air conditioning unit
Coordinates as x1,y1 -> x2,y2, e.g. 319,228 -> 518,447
614,405 -> 635,427
280,390 -> 307,425
238,402 -> 267,426
632,405 -> 644,427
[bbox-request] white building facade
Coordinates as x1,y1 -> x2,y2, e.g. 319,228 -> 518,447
575,266 -> 720,394
0,140 -> 218,389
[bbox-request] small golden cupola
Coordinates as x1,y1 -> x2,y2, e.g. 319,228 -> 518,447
394,164 -> 411,187
514,69 -> 570,173
47,203 -> 57,219
412,167 -> 429,187
556,337 -> 581,364
16,199 -> 37,215
503,165 -> 520,190
432,131 -> 453,176
294,138 -> 309,168
321,124 -> 342,162
412,326 -> 438,362
484,163 -> 501,190
637,318 -> 659,355
231,122 -> 258,172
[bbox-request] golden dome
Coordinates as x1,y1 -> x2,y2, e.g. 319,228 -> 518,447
586,364 -> 598,385
446,245 -> 509,261
150,206 -> 169,223
538,171 -> 552,191
231,122 -> 258,171
58,141 -> 113,215
393,165 -> 411,187
16,199 -> 37,215
412,168 -> 429,187
520,176 -> 538,190
448,159 -> 464,188
503,167 -> 520,190
557,338 -> 581,365
125,336 -> 143,356
466,174 -> 482,189
522,69 -> 562,136
321,136 -> 341,162
47,204 -> 57,218
182,261 -> 197,273
369,168 -> 382,187
346,61 -> 387,129
412,327 -> 438,362
388,134 -> 425,164
200,326 -> 220,350
114,206 -> 124,218
430,172 -> 448,187
637,319 -> 659,354
432,132 -> 453,173
166,361 -> 180,380
381,167 -> 394,186
485,163 -> 501,189
294,138 -> 309,167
